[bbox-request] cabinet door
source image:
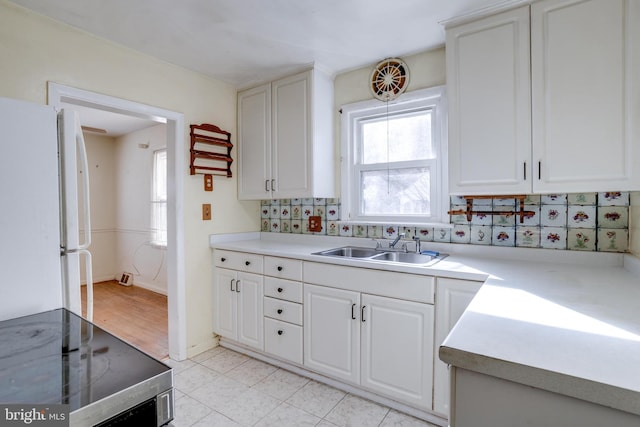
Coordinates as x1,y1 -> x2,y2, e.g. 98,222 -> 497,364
360,294 -> 434,410
304,284 -> 360,384
213,268 -> 237,341
447,6 -> 531,195
238,83 -> 271,200
531,0 -> 640,192
271,71 -> 312,198
433,278 -> 483,417
236,272 -> 264,350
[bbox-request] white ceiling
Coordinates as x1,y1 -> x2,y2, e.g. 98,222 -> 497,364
12,0 -> 519,135
10,0 -> 519,89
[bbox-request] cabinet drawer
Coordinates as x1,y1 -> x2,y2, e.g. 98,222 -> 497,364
264,318 -> 303,365
264,277 -> 303,303
264,256 -> 303,281
264,297 -> 303,325
214,250 -> 263,274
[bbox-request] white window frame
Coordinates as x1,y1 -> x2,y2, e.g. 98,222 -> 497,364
151,148 -> 167,247
340,86 -> 448,225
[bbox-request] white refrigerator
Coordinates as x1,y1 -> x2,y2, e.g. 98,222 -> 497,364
0,97 -> 93,322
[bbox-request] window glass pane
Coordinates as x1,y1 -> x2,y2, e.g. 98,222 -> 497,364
151,149 -> 167,246
153,150 -> 167,201
361,168 -> 431,216
151,201 -> 167,245
361,111 -> 432,164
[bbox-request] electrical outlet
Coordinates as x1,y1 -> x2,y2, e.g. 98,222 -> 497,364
204,174 -> 213,191
202,203 -> 212,220
308,215 -> 322,232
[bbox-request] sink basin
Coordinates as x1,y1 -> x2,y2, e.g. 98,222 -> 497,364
314,246 -> 380,258
312,246 -> 447,266
369,251 -> 437,264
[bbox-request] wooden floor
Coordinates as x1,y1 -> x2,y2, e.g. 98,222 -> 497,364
81,280 -> 169,360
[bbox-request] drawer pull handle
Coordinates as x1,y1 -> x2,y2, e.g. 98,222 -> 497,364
236,280 -> 240,293
245,261 -> 251,266
277,330 -> 284,336
277,309 -> 283,314
277,287 -> 283,293
361,305 -> 366,322
221,257 -> 226,262
351,303 -> 356,320
230,279 -> 235,292
277,266 -> 283,271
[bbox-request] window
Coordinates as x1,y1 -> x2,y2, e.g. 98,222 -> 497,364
341,86 -> 447,224
151,149 -> 167,246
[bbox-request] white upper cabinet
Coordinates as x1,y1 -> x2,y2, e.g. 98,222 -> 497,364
237,84 -> 271,200
447,0 -> 640,195
237,69 -> 335,200
447,6 -> 532,195
531,0 -> 640,192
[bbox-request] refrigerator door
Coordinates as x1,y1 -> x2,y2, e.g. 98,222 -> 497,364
0,97 -> 63,321
58,109 -> 93,319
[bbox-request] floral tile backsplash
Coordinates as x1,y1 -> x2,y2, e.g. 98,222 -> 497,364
260,192 -> 633,253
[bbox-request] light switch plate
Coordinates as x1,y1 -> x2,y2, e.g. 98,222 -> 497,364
202,204 -> 212,220
204,174 -> 213,191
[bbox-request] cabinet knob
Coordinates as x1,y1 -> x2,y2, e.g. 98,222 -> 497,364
221,257 -> 226,262
277,330 -> 284,336
277,266 -> 283,271
277,287 -> 283,293
245,261 -> 251,266
277,309 -> 283,314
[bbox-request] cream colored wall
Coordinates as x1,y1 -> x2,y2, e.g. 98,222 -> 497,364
82,133 -> 117,283
115,124 -> 168,294
332,48 -> 446,194
0,0 -> 259,356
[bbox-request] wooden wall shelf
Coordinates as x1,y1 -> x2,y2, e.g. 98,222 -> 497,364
190,123 -> 233,177
448,195 -> 534,223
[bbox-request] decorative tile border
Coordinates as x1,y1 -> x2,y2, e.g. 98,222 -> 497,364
260,192 -> 633,253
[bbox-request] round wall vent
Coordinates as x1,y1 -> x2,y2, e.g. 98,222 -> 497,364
370,58 -> 410,101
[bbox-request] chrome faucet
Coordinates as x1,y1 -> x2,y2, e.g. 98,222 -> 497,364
413,236 -> 421,253
389,233 -> 406,250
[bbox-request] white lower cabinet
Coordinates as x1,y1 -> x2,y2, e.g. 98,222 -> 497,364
213,250 -> 264,351
360,294 -> 434,409
211,251 -> 480,421
433,278 -> 483,417
213,268 -> 264,350
303,283 -> 434,410
304,284 -> 361,383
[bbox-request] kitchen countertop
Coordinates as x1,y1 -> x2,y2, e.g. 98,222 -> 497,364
210,232 -> 640,416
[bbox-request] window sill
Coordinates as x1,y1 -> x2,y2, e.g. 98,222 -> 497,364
337,220 -> 453,229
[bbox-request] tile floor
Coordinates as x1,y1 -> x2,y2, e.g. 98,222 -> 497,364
164,346 -> 441,427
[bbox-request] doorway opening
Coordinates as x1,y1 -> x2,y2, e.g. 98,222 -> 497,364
48,82 -> 187,361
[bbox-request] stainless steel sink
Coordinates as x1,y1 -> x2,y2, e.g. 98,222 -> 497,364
369,251 -> 436,264
312,246 -> 447,266
316,246 -> 380,258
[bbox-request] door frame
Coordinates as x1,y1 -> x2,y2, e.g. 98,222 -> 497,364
48,82 -> 187,360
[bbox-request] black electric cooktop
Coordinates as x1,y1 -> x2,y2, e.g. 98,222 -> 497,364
0,309 -> 172,424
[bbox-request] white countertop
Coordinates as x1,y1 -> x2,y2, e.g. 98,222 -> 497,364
439,254 -> 640,416
209,232 -> 640,415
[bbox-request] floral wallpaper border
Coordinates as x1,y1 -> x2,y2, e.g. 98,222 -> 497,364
260,192 -> 631,253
